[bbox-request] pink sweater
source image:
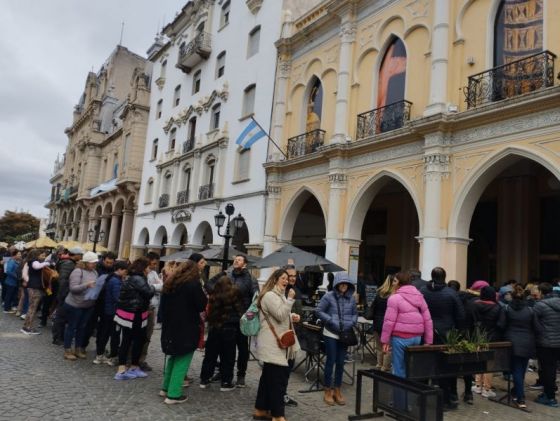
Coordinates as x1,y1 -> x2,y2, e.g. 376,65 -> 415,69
381,285 -> 433,345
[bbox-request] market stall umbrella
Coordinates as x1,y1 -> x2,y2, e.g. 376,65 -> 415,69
200,245 -> 261,267
160,249 -> 195,262
254,244 -> 345,272
81,242 -> 109,253
58,240 -> 82,250
25,237 -> 58,249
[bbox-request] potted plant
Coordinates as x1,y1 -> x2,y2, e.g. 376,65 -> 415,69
439,328 -> 494,364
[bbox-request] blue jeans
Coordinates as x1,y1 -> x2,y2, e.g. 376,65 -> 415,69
511,356 -> 529,401
63,303 -> 94,349
3,284 -> 18,311
323,336 -> 347,388
391,336 -> 421,378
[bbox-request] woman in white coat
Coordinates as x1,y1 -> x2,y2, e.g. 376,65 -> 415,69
253,269 -> 300,421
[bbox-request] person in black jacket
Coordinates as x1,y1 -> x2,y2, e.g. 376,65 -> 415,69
113,257 -> 154,380
200,275 -> 243,391
497,284 -> 534,409
160,260 -> 207,404
421,267 -> 465,411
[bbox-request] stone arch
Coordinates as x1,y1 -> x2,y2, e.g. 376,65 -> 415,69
153,226 -> 168,246
137,227 -> 150,245
68,209 -> 75,223
103,201 -> 113,215
94,205 -> 103,217
287,82 -> 305,115
455,0 -> 477,41
192,221 -> 213,246
114,198 -> 125,214
344,170 -> 423,241
448,146 -> 560,240
354,47 -> 379,85
171,223 -> 188,246
61,211 -> 68,225
403,23 -> 431,42
377,15 -> 405,45
304,58 -> 324,81
300,75 -> 324,132
279,186 -> 327,242
75,207 -> 82,222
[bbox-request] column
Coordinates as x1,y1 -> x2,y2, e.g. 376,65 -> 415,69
324,172 -> 347,262
72,223 -> 79,241
79,217 -> 89,243
332,18 -> 356,144
192,150 -> 202,200
118,209 -> 135,259
261,183 -> 282,281
100,215 -> 110,247
420,133 -> 449,276
107,212 -> 121,252
153,167 -> 163,210
269,50 -> 291,161
424,0 -> 450,116
214,139 -> 228,198
169,161 -> 181,206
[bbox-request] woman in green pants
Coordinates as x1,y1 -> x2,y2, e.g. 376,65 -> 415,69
160,260 -> 208,404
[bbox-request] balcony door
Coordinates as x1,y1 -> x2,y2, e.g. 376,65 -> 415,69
377,37 -> 407,132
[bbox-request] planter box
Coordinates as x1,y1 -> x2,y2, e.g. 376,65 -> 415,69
439,350 -> 495,364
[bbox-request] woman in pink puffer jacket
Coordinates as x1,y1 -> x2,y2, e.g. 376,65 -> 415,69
381,271 -> 433,378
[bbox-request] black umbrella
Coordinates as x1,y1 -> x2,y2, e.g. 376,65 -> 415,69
199,245 -> 261,267
160,248 -> 195,262
254,244 -> 345,272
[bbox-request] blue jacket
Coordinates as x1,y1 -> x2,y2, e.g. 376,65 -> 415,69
104,273 -> 122,316
316,272 -> 358,333
5,259 -> 20,287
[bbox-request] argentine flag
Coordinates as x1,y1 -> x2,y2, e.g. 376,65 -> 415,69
235,119 -> 266,149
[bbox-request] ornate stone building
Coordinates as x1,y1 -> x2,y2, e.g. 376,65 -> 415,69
264,0 -> 560,286
46,45 -> 151,258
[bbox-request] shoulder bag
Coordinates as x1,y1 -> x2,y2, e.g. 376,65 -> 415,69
336,296 -> 358,346
262,309 -> 296,349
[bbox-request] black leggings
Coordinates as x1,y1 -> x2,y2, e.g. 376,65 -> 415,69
255,363 -> 290,417
118,313 -> 146,366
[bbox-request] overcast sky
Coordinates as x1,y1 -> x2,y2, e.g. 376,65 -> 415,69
0,0 -> 182,219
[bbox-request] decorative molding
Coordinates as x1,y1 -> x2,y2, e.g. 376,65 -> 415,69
406,0 -> 430,19
358,19 -> 380,49
246,0 -> 263,15
328,172 -> 347,185
280,162 -> 329,182
348,142 -> 423,168
267,185 -> 281,195
340,21 -> 357,44
424,153 -> 450,181
278,60 -> 292,78
155,77 -> 166,90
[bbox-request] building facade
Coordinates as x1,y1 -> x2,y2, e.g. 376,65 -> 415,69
131,0 -> 318,258
264,0 -> 560,286
46,46 -> 151,258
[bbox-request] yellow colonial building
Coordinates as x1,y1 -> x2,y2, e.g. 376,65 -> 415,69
264,0 -> 560,286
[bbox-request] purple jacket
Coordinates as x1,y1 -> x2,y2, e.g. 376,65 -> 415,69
381,285 -> 433,345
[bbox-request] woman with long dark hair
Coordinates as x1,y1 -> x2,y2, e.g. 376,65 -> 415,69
160,260 -> 207,404
253,269 -> 300,421
113,257 -> 154,380
199,275 -> 243,391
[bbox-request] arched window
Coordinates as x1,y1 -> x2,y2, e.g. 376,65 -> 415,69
163,171 -> 173,194
377,37 -> 407,109
173,85 -> 181,107
211,103 -> 221,130
169,128 -> 177,150
192,70 -> 201,94
247,25 -> 261,58
152,139 -> 158,160
220,1 -> 230,28
306,77 -> 323,132
156,99 -> 163,119
160,60 -> 167,78
216,51 -> 226,79
145,178 -> 154,203
242,84 -> 256,117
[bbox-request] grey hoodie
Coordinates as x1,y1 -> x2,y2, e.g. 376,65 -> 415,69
533,294 -> 560,348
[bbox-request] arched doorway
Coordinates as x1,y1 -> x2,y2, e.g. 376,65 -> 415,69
153,226 -> 168,256
466,157 -> 560,285
193,221 -> 213,246
290,195 -> 326,257
232,221 -> 249,253
171,223 -> 188,248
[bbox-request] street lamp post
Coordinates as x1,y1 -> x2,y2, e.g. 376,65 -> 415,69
88,222 -> 105,253
214,203 -> 245,271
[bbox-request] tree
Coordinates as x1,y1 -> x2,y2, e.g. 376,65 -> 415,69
0,211 -> 40,243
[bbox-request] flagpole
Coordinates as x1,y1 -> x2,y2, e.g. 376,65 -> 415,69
250,116 -> 287,159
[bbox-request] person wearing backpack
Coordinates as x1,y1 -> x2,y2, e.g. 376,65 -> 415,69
62,252 -> 98,360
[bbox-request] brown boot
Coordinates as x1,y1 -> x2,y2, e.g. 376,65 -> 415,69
324,388 -> 335,406
64,349 -> 77,361
75,348 -> 87,359
333,388 -> 346,405
253,409 -> 272,420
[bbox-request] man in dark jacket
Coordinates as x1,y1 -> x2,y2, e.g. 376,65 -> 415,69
533,282 -> 560,407
410,268 -> 427,290
421,267 -> 465,410
51,247 -> 83,345
227,255 -> 258,388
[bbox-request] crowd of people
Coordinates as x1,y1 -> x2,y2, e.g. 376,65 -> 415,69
1,244 -> 560,419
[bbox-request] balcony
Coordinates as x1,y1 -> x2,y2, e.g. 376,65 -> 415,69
464,50 -> 556,109
158,193 -> 170,208
287,129 -> 326,159
177,32 -> 212,74
198,183 -> 214,200
177,189 -> 190,205
356,100 -> 412,140
182,138 -> 195,154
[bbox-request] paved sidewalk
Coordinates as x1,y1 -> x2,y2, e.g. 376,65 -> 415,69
0,312 -> 557,420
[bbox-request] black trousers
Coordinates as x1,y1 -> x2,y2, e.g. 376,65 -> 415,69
537,346 -> 560,399
236,327 -> 249,377
40,289 -> 57,326
255,363 -> 291,418
200,325 -> 237,384
96,314 -> 120,357
118,313 -> 147,366
51,303 -> 67,342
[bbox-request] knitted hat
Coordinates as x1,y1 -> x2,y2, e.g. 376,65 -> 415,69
82,251 -> 98,263
471,280 -> 489,291
480,286 -> 496,302
188,253 -> 204,263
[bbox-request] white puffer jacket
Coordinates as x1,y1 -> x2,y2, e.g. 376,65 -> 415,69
257,287 -> 300,366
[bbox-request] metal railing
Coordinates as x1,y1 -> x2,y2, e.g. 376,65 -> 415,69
182,138 -> 195,154
198,183 -> 214,200
158,193 -> 170,208
463,50 -> 556,109
178,31 -> 212,66
356,100 -> 412,140
287,129 -> 326,159
177,189 -> 189,205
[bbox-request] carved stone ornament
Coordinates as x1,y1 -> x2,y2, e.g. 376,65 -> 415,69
340,22 -> 357,43
424,153 -> 450,180
246,0 -> 263,15
267,185 -> 281,194
329,173 -> 347,184
278,60 -> 292,78
171,209 -> 192,223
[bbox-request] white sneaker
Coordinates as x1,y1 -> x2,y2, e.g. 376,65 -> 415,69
20,314 -> 27,320
471,385 -> 482,394
93,355 -> 108,365
482,389 -> 496,398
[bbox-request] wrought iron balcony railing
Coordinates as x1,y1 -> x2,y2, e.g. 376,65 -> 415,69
177,32 -> 212,74
177,189 -> 190,205
287,129 -> 326,159
198,183 -> 214,200
464,50 -> 556,109
158,193 -> 170,208
356,100 -> 412,140
182,138 -> 195,154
